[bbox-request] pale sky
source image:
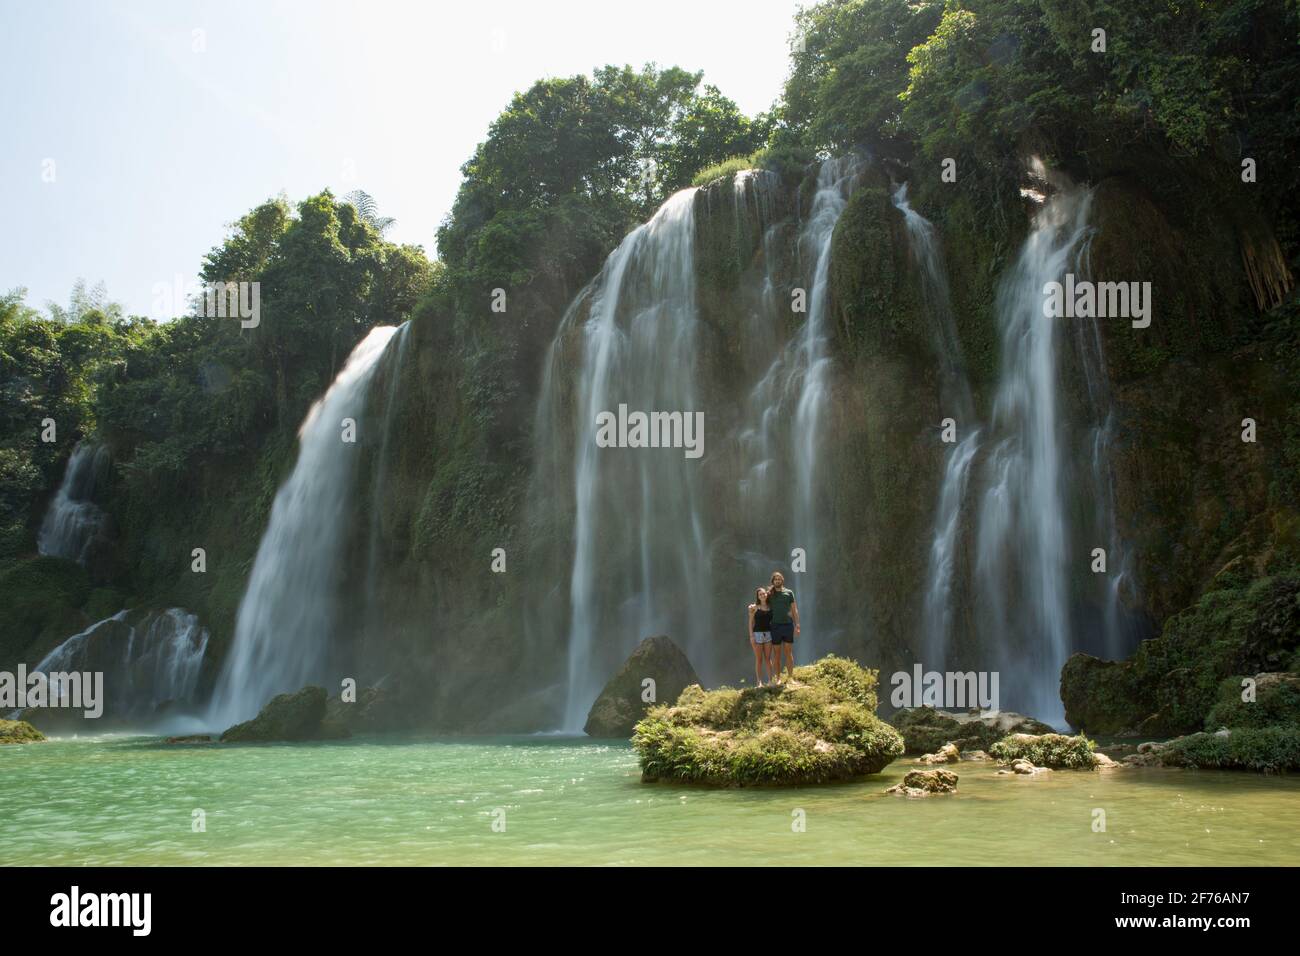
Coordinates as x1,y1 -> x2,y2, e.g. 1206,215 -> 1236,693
1,0 -> 805,318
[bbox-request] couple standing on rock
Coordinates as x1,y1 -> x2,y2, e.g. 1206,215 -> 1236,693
746,571 -> 799,687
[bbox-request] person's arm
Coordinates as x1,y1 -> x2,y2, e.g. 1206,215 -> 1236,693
791,600 -> 800,636
747,604 -> 755,641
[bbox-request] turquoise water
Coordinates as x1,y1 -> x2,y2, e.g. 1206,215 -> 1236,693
2,735 -> 1297,866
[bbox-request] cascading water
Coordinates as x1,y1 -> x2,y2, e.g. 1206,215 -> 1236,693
892,183 -> 979,669
975,174 -> 1096,723
38,442 -> 111,563
789,157 -> 861,654
207,324 -> 402,727
556,188 -> 710,731
14,608 -> 208,725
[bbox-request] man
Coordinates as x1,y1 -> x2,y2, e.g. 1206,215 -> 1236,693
766,571 -> 799,683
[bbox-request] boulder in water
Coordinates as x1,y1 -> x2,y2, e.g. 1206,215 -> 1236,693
888,705 -> 1054,754
917,742 -> 960,764
633,655 -> 904,786
0,719 -> 45,744
886,768 -> 958,796
584,635 -> 700,738
220,686 -> 343,742
990,732 -> 1099,769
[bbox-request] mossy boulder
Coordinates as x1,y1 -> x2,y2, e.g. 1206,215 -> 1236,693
0,719 -> 46,744
886,768 -> 958,796
1061,569 -> 1300,736
990,733 -> 1099,770
1204,672 -> 1300,731
888,706 -> 1054,755
220,685 -> 343,742
584,635 -> 701,738
1146,727 -> 1300,774
632,655 -> 904,786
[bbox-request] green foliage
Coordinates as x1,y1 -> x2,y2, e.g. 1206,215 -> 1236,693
632,655 -> 903,785
1062,569 -> 1300,735
1205,675 -> 1300,731
1160,727 -> 1300,773
691,156 -> 756,188
0,557 -> 91,667
990,732 -> 1098,769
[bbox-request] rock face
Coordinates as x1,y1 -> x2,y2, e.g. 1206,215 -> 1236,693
633,655 -> 904,786
584,635 -> 701,738
1061,570 -> 1300,737
0,719 -> 46,744
887,768 -> 959,796
889,706 -> 1055,755
220,686 -> 338,742
990,732 -> 1099,770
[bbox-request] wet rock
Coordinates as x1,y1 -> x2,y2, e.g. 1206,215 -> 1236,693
164,734 -> 213,744
886,768 -> 959,796
888,706 -> 1055,754
585,635 -> 701,738
917,742 -> 960,764
220,685 -> 338,742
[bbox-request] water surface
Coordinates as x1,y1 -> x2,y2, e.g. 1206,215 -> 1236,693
2,735 -> 1295,866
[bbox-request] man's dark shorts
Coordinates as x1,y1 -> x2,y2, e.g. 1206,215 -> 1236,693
771,621 -> 794,645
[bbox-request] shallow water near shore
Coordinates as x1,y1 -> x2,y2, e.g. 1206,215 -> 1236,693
2,734 -> 1297,866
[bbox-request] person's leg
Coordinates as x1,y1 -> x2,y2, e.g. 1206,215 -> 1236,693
783,642 -> 795,680
766,643 -> 779,683
751,640 -> 764,686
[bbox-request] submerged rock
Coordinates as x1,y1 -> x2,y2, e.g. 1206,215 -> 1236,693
220,686 -> 340,742
0,719 -> 46,744
990,732 -> 1099,769
165,734 -> 213,745
585,635 -> 701,738
888,706 -> 1054,754
633,655 -> 904,786
886,768 -> 958,796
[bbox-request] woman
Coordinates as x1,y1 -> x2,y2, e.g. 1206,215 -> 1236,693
747,586 -> 775,687
766,571 -> 799,683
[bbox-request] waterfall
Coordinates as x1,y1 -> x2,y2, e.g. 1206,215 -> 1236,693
892,183 -> 979,669
38,442 -> 111,564
14,608 -> 208,725
207,325 -> 402,727
556,188 -> 709,730
789,157 -> 861,654
975,173 -> 1095,723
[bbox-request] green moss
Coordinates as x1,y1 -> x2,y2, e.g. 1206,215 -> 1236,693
990,733 -> 1098,770
691,156 -> 755,188
0,557 -> 91,667
1160,727 -> 1300,773
1062,569 -> 1300,735
1204,674 -> 1300,730
0,719 -> 47,744
632,655 -> 903,786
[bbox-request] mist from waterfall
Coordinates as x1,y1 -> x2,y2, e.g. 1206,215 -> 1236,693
38,442 -> 111,564
892,183 -> 979,670
207,324 -> 402,727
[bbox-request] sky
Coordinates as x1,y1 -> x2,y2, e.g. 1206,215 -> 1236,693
0,0 -> 805,319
